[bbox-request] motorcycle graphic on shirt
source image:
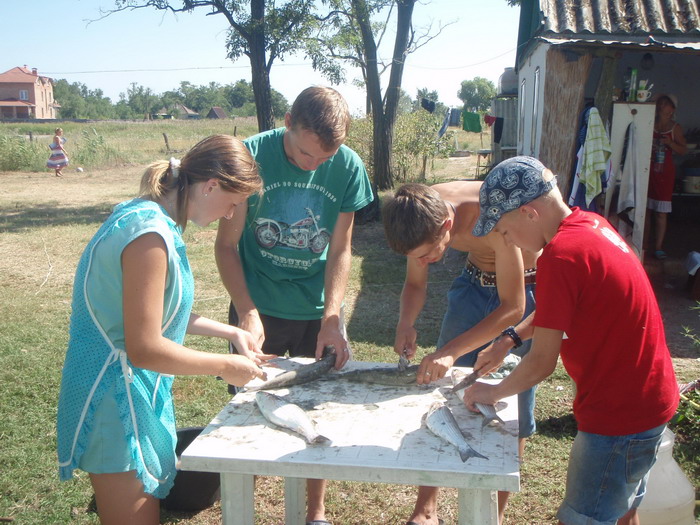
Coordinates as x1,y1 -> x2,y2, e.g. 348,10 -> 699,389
253,207 -> 331,254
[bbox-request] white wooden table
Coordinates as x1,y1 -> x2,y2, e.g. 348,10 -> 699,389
180,359 -> 520,525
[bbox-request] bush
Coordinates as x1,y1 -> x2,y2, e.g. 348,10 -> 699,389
0,135 -> 46,172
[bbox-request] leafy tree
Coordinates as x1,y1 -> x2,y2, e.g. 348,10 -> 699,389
124,83 -> 162,117
105,0 -> 319,131
52,79 -> 116,119
309,0 -> 449,190
457,77 -> 496,112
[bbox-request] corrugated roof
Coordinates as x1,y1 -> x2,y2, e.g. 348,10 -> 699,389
538,0 -> 700,38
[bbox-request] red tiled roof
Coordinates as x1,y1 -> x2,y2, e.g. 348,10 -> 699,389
0,100 -> 35,107
0,66 -> 51,83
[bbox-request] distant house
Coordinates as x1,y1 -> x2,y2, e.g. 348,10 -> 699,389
173,103 -> 199,119
0,66 -> 59,119
206,106 -> 228,119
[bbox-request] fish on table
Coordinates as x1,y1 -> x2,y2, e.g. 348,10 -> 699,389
246,348 -> 337,391
424,402 -> 488,463
255,391 -> 331,445
334,364 -> 419,386
451,369 -> 506,427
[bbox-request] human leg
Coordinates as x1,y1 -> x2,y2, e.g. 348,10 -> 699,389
556,424 -> 665,525
90,471 -> 159,525
306,478 -> 328,522
654,211 -> 668,252
406,485 -> 441,525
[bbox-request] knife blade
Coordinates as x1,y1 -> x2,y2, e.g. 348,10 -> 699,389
450,368 -> 481,393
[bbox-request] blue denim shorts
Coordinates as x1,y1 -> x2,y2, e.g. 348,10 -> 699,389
79,390 -> 135,474
437,267 -> 537,438
556,424 -> 666,525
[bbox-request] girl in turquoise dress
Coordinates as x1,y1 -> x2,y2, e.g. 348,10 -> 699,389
57,135 -> 273,524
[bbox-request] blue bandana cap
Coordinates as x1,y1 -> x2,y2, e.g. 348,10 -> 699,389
472,156 -> 556,237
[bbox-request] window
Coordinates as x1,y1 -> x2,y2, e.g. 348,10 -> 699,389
530,67 -> 540,155
19,90 -> 29,101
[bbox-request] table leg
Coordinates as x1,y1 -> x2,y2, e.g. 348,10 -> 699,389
220,473 -> 254,525
457,488 -> 498,525
284,477 -> 306,525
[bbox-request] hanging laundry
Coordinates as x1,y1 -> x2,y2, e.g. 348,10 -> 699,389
438,108 -> 450,137
493,117 -> 504,144
484,114 -> 497,126
421,98 -> 436,113
462,110 -> 482,133
568,107 -> 612,209
617,121 -> 639,228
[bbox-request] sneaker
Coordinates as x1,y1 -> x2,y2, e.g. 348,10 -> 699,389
654,250 -> 667,260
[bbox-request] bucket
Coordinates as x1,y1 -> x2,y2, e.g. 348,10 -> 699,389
682,176 -> 700,194
162,427 -> 220,511
637,429 -> 695,525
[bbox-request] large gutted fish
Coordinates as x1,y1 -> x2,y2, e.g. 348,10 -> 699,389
255,391 -> 330,445
247,348 -> 337,391
475,402 -> 505,427
424,402 -> 488,463
336,364 -> 419,386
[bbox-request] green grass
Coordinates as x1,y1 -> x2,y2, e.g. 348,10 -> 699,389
0,122 -> 697,523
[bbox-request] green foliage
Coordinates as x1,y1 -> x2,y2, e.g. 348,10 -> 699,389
392,110 -> 455,183
458,76 -> 497,112
0,135 -> 46,171
53,79 -> 118,119
73,128 -> 124,167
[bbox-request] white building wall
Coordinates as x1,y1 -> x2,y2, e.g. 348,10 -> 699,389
517,44 -> 549,157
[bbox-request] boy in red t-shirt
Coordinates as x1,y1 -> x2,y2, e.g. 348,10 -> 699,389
464,156 -> 678,525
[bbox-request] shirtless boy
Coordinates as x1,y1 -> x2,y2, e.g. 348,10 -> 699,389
383,182 -> 538,525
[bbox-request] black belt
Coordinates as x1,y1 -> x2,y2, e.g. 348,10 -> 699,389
465,260 -> 536,287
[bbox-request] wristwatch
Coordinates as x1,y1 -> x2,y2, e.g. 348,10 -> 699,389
501,326 -> 523,348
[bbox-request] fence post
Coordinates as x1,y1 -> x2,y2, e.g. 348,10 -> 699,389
163,133 -> 170,152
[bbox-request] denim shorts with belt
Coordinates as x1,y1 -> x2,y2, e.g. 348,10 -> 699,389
437,263 -> 537,438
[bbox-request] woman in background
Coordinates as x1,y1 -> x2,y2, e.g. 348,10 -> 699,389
57,135 -> 273,525
47,127 -> 69,177
647,94 -> 687,259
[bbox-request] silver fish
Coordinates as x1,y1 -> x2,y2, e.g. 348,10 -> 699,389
337,364 -> 419,386
255,391 -> 330,445
424,402 -> 488,463
247,348 -> 336,391
475,402 -> 505,427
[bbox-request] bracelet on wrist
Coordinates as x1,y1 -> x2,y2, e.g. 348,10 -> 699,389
501,326 -> 523,348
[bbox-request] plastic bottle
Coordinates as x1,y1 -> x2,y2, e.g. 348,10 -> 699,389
629,68 -> 638,103
637,428 -> 695,525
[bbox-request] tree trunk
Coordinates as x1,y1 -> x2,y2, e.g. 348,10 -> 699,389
249,0 -> 275,132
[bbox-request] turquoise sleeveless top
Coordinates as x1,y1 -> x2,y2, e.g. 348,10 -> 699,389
57,199 -> 194,498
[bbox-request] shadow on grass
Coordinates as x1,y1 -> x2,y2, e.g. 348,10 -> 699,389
0,202 -> 112,232
536,413 -> 577,439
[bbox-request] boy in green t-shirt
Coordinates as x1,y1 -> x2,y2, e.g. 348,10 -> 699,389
215,86 -> 373,525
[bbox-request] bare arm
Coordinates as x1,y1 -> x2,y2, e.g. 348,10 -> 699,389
214,199 -> 264,346
474,310 -> 536,375
315,211 -> 354,369
122,233 -> 265,386
463,326 -> 563,409
418,233 -> 525,384
394,257 -> 430,359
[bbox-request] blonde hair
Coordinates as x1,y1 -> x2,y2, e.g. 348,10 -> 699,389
55,128 -> 63,135
383,183 -> 449,254
139,135 -> 261,229
288,86 -> 351,150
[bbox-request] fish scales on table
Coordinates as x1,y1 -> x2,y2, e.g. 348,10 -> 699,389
254,391 -> 330,445
246,349 -> 336,391
424,402 -> 488,463
334,364 -> 419,386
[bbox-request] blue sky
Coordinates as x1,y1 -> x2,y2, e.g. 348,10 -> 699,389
1,0 -> 521,114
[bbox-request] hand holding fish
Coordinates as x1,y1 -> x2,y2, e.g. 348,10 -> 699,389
416,350 -> 454,384
315,318 -> 350,370
220,353 -> 267,386
461,381 -> 500,413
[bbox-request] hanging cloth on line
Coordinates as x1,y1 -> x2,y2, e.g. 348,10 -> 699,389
462,110 -> 482,133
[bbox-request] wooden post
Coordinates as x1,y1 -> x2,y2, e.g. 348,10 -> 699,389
28,131 -> 33,142
162,133 -> 170,152
233,126 -> 237,137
